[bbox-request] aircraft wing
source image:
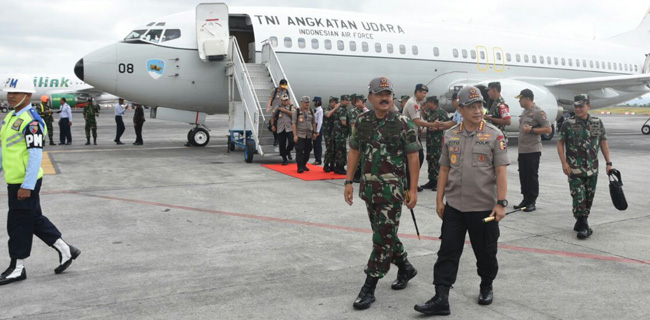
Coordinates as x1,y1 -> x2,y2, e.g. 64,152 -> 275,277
545,74 -> 650,92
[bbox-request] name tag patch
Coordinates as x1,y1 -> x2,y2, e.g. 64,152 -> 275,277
11,118 -> 23,131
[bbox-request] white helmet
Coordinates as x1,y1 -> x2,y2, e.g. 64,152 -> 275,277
3,75 -> 36,93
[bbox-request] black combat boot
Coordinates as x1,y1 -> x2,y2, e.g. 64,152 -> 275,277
353,276 -> 379,310
49,137 -> 56,146
414,284 -> 451,316
513,196 -> 528,210
85,138 -> 91,145
334,166 -> 347,175
420,180 -> 437,190
478,281 -> 493,305
0,259 -> 26,286
93,137 -> 97,145
391,259 -> 417,290
323,164 -> 331,173
523,198 -> 536,212
576,217 -> 593,240
52,239 -> 81,274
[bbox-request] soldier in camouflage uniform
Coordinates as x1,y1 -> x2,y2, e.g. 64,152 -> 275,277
332,95 -> 351,175
83,98 -> 99,145
345,77 -> 421,310
37,95 -> 55,145
420,96 -> 450,190
322,96 -> 338,172
558,94 -> 613,240
484,82 -> 511,144
348,94 -> 369,182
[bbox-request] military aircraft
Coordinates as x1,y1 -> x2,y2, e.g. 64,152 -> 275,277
74,3 -> 650,146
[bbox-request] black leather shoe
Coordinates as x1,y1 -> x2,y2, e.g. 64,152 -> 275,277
55,245 -> 81,274
334,168 -> 347,175
297,167 -> 304,173
323,165 -> 331,173
414,285 -> 451,315
523,202 -> 536,212
353,276 -> 378,310
0,268 -> 26,286
417,186 -> 424,192
287,153 -> 293,160
391,260 -> 417,290
478,286 -> 493,305
49,141 -> 56,146
513,198 -> 528,210
58,142 -> 65,145
116,141 -> 124,145
85,141 -> 91,145
282,159 -> 288,166
420,180 -> 436,190
304,166 -> 310,172
312,161 -> 321,165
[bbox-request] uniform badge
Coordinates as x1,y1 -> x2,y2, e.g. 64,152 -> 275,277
414,104 -> 419,111
11,118 -> 24,131
29,123 -> 39,134
478,154 -> 486,163
450,153 -> 459,165
540,111 -> 547,120
499,140 -> 507,150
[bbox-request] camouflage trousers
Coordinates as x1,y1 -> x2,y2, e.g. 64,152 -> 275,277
333,136 -> 347,168
426,144 -> 443,182
85,122 -> 97,139
323,131 -> 334,166
569,175 -> 598,218
44,120 -> 54,141
364,201 -> 407,279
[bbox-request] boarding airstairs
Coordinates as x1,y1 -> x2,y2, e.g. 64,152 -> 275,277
226,36 -> 298,162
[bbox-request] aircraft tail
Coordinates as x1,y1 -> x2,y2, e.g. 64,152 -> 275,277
608,6 -> 650,48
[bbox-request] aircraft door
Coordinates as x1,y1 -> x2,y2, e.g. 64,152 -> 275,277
196,3 -> 229,61
643,53 -> 650,74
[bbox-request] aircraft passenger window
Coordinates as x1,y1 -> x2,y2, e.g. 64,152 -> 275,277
619,63 -> 623,70
270,37 -> 278,47
625,64 -> 628,71
546,57 -> 551,64
540,56 -> 544,64
590,61 -> 594,68
524,54 -> 529,63
375,43 -> 382,53
613,63 -> 617,70
412,45 -> 418,55
496,52 -> 502,61
400,45 -> 406,54
480,51 -> 486,60
162,29 -> 181,42
554,57 -> 558,65
582,60 -> 586,68
453,49 -> 459,58
387,44 -> 394,54
311,39 -> 319,49
471,50 -> 476,59
516,54 -> 521,62
433,47 -> 440,57
337,40 -> 345,51
144,29 -> 163,43
635,65 -> 638,72
560,58 -> 565,66
298,38 -> 306,49
506,53 -> 511,62
325,39 -> 332,50
362,42 -> 369,52
124,29 -> 148,41
349,41 -> 357,51
532,55 -> 537,63
284,37 -> 292,48
568,59 -> 573,67
576,59 -> 580,67
462,49 -> 468,59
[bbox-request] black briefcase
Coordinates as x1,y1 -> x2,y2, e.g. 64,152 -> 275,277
608,169 -> 628,211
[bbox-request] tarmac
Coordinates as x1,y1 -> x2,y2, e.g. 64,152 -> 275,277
0,110 -> 648,319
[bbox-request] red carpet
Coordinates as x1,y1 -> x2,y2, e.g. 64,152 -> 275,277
262,163 -> 346,181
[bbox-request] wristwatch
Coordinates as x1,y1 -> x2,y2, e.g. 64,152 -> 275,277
606,162 -> 613,166
497,200 -> 508,207
344,180 -> 353,186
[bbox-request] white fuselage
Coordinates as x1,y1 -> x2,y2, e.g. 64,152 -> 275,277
77,5 -> 649,131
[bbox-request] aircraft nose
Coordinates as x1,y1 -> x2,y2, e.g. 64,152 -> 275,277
74,58 -> 84,81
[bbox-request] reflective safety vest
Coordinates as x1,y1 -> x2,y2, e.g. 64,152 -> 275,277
1,108 -> 46,184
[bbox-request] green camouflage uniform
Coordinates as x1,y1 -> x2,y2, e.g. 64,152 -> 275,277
487,96 -> 511,143
559,115 -> 607,218
332,104 -> 349,168
83,102 -> 99,140
349,111 -> 421,278
323,104 -> 335,167
422,107 -> 450,181
36,102 -> 54,143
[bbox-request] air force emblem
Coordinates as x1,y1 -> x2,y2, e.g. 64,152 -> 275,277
146,59 -> 165,80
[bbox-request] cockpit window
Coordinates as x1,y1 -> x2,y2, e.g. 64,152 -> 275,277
162,29 -> 181,42
146,22 -> 155,26
143,29 -> 163,43
156,22 -> 166,26
124,29 -> 148,41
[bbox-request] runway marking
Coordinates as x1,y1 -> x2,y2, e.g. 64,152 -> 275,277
61,191 -> 650,266
42,152 -> 58,175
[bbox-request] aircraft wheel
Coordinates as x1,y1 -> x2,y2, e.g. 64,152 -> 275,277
189,127 -> 210,147
227,135 -> 235,151
244,140 -> 255,163
541,124 -> 555,141
642,125 -> 650,135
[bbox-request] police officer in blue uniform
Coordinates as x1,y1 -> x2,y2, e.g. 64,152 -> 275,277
0,75 -> 81,286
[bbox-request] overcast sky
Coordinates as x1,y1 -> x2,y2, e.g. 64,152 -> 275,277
1,0 -> 649,76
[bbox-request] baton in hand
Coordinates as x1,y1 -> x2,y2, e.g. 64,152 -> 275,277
483,207 -> 526,223
404,192 -> 421,240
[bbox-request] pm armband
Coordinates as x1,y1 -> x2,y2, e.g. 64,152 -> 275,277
25,121 -> 44,149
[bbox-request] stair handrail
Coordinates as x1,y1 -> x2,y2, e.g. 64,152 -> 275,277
261,40 -> 299,106
228,36 -> 264,150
